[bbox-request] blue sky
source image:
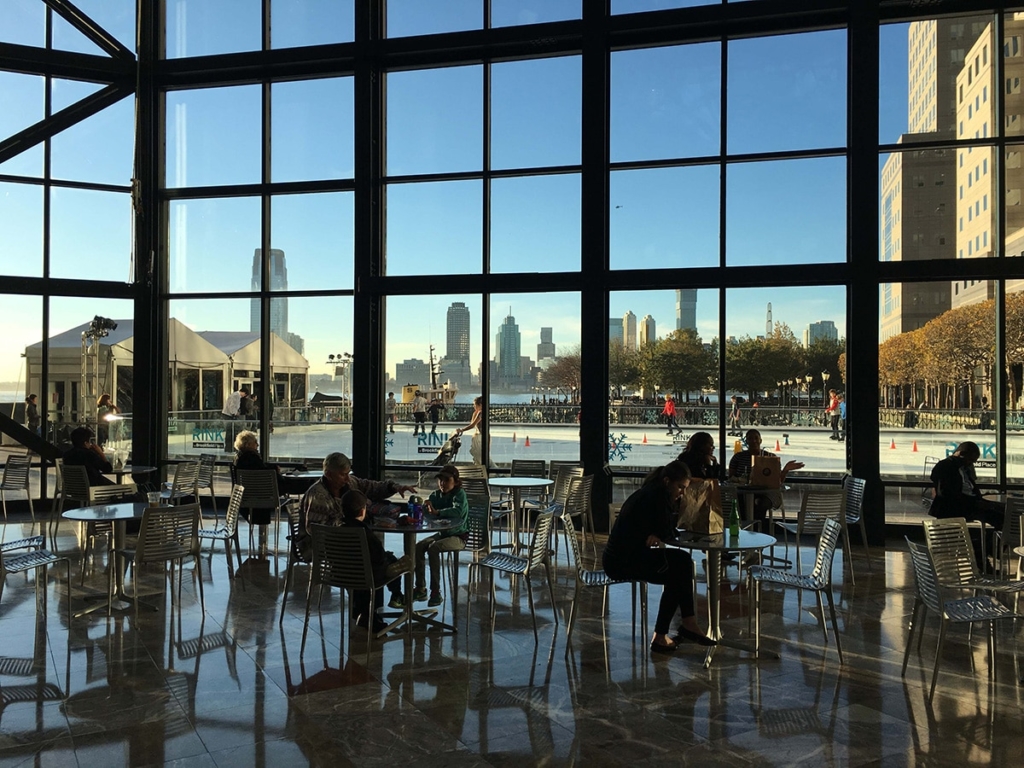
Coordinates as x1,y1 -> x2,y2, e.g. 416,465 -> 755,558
1,4 -> 938,383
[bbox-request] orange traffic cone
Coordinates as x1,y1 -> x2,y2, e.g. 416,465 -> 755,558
512,432 -> 517,443
774,439 -> 782,452
524,436 -> 531,448
890,438 -> 897,449
642,434 -> 648,444
912,440 -> 918,452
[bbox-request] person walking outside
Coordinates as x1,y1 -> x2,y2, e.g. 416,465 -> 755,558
25,394 -> 40,437
661,394 -> 680,436
825,389 -> 841,440
428,397 -> 443,434
385,392 -> 397,434
411,390 -> 428,435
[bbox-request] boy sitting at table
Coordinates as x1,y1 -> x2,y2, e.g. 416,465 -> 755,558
413,465 -> 469,607
340,489 -> 411,633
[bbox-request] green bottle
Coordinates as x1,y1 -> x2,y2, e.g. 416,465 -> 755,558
728,499 -> 740,538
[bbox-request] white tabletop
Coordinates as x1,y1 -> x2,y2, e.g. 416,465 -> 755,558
487,477 -> 553,489
62,502 -> 149,522
669,529 -> 777,553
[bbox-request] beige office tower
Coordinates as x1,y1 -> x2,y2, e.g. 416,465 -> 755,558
880,18 -> 987,339
639,314 -> 656,347
622,311 -> 637,351
953,14 -> 1024,307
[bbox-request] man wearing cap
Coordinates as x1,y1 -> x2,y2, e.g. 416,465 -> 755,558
63,426 -> 116,486
413,464 -> 469,607
302,452 -> 417,535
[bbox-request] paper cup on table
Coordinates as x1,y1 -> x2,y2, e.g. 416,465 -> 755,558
147,491 -> 162,507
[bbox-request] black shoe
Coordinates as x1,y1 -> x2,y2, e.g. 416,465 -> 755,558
672,627 -> 716,647
650,641 -> 677,655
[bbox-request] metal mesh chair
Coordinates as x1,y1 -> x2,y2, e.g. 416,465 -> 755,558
842,475 -> 873,567
1,456 -> 35,529
561,513 -> 644,647
440,486 -> 491,624
161,460 -> 200,505
55,464 -> 136,569
197,484 -> 244,582
922,517 -> 1024,597
234,470 -> 289,555
748,517 -> 844,664
196,454 -> 218,523
279,504 -> 312,625
0,540 -> 71,626
560,474 -> 596,559
300,524 -> 411,652
776,488 -> 855,584
994,496 -> 1024,578
902,538 -> 1022,701
112,503 -> 204,618
467,511 -> 559,643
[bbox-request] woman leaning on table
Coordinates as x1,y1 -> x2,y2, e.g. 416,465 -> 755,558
603,460 -> 714,655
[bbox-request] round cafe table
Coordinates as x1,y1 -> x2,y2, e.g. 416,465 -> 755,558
370,516 -> 459,635
62,502 -> 159,617
487,477 -> 553,551
668,529 -> 778,668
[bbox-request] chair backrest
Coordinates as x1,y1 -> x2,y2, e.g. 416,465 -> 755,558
843,476 -> 866,522
1004,496 -> 1024,551
906,538 -> 944,614
1,456 -> 31,491
285,504 -> 311,563
551,466 -> 585,505
170,460 -> 201,500
223,484 -> 244,535
548,460 -> 582,481
809,517 -> 843,582
526,512 -> 557,571
90,483 -> 138,504
137,503 -> 201,563
60,464 -> 92,503
560,512 -> 588,579
235,470 -> 282,508
196,454 -> 217,489
458,465 -> 488,480
563,475 -> 593,520
511,459 -> 546,478
465,497 -> 490,552
798,489 -> 845,529
922,517 -> 980,586
309,524 -> 375,591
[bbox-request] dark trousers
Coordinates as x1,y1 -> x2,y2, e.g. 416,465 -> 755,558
350,554 -> 403,619
665,415 -> 679,433
830,415 -> 840,438
604,548 -> 695,635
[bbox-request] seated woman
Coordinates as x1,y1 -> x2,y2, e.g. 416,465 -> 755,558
726,429 -> 804,523
232,430 -> 279,530
677,431 -> 722,481
603,460 -> 713,654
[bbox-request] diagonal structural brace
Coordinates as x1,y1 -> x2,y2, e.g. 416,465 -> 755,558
41,0 -> 136,61
0,83 -> 133,166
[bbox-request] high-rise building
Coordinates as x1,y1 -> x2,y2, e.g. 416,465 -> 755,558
803,320 -> 839,347
622,311 -> 637,350
495,313 -> 522,385
765,303 -> 773,338
879,19 -> 981,339
675,289 -> 697,332
446,301 -> 470,362
639,315 -> 656,346
952,15 -> 1024,308
395,358 -> 430,386
608,318 -> 624,347
250,248 -> 305,353
537,326 -> 556,362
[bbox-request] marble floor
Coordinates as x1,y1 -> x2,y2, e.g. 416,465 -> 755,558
0,519 -> 1021,767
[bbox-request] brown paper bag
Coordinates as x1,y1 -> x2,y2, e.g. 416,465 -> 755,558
750,455 -> 782,489
677,478 -> 724,534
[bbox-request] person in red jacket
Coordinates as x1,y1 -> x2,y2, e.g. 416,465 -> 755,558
661,394 -> 680,436
825,389 -> 841,439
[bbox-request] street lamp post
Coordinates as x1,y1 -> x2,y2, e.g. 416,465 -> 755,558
821,370 -> 831,409
804,374 -> 813,411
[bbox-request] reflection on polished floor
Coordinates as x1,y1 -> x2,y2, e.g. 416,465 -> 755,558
1,518 -> 1022,767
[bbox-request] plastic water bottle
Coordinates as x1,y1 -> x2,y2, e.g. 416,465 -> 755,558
728,499 -> 740,539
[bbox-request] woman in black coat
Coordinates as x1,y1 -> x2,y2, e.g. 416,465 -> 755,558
603,460 -> 713,654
